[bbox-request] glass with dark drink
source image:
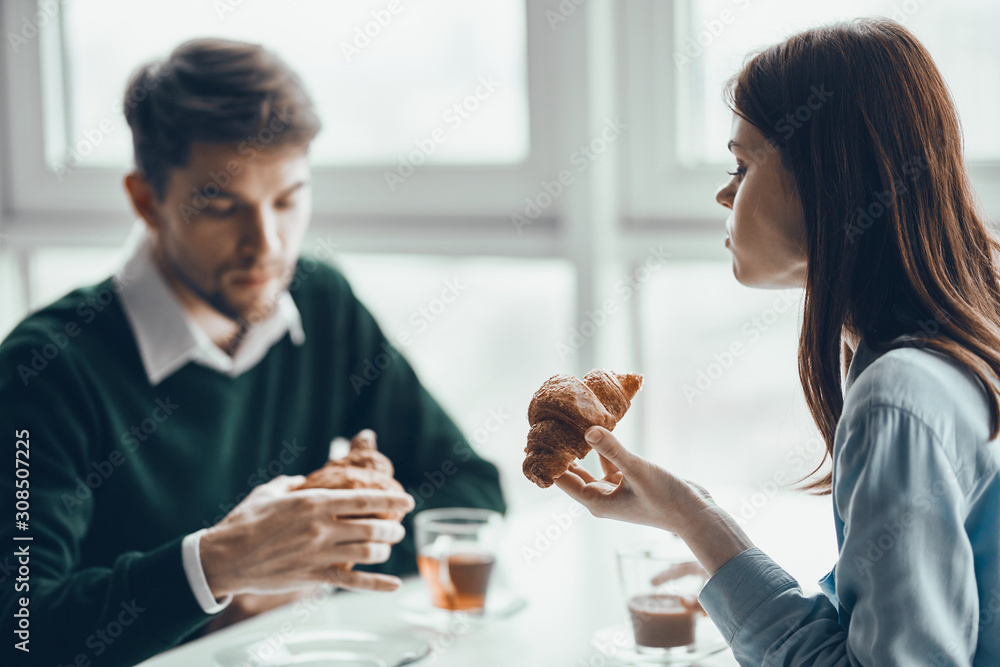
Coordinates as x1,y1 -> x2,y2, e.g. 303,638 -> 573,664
414,508 -> 502,613
617,538 -> 709,656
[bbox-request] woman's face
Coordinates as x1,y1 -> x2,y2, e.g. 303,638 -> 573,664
715,115 -> 809,289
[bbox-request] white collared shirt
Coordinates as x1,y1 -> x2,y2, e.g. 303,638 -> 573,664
115,225 -> 305,387
115,223 -> 306,614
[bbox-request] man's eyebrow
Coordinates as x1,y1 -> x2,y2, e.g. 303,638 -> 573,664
207,180 -> 309,201
278,180 -> 309,197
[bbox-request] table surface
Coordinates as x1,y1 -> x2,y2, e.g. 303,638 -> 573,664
138,498 -> 750,666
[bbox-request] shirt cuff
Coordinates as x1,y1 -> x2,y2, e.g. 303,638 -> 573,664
697,546 -> 799,643
181,529 -> 234,614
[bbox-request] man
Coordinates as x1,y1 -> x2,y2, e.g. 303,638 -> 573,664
0,38 -> 504,666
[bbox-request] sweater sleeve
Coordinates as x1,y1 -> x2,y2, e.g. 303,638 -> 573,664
698,405 -> 977,666
0,330 -> 215,666
330,271 -> 507,576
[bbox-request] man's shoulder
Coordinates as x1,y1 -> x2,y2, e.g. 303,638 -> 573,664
288,258 -> 356,310
1,278 -> 122,352
0,277 -> 129,389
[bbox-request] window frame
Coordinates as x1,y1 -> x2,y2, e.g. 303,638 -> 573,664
620,0 -> 1000,229
1,0 -> 571,247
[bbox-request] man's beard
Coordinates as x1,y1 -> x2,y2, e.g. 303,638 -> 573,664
165,252 -> 285,325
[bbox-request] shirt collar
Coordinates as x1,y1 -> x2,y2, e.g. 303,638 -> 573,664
115,224 -> 305,386
844,333 -> 921,395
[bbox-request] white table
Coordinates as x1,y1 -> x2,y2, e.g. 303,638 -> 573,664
139,498 -> 746,666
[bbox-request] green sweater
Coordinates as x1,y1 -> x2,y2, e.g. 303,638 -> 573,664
0,260 -> 505,666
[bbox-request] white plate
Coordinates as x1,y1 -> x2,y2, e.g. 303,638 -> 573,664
212,627 -> 431,667
590,621 -> 730,665
396,586 -> 528,627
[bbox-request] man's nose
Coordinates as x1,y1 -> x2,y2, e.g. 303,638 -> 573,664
243,208 -> 283,257
715,182 -> 734,210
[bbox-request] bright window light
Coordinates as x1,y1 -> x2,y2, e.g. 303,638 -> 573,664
679,0 -> 1000,165
59,0 -> 529,168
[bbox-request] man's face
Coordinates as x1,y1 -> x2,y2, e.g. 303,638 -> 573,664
147,142 -> 312,323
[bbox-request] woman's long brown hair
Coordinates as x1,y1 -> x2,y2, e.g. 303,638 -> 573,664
724,17 -> 1000,494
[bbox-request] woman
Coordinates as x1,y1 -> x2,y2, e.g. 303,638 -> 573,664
555,17 -> 1000,666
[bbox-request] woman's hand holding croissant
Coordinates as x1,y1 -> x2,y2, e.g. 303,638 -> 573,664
553,426 -> 712,534
554,425 -> 756,576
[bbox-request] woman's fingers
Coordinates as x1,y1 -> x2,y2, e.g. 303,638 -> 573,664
585,427 -> 637,474
553,467 -> 589,497
598,452 -> 620,477
568,461 -> 597,484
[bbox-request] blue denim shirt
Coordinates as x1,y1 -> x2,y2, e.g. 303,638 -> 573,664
699,337 -> 1000,666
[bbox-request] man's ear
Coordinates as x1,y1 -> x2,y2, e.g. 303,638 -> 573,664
123,172 -> 164,232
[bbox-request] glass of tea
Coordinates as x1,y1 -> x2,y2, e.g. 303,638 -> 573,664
413,508 -> 502,613
616,537 -> 709,655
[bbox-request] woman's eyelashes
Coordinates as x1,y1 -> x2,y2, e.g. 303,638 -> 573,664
726,165 -> 747,180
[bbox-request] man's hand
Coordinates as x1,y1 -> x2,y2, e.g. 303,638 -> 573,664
200,474 -> 415,598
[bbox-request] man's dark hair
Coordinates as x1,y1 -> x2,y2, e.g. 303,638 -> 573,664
123,38 -> 321,199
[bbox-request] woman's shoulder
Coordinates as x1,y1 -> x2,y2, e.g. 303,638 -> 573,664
841,339 -> 995,471
846,340 -> 991,420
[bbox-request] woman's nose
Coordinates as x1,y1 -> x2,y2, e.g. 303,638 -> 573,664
715,182 -> 734,210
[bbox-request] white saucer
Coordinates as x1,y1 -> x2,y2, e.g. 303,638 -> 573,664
396,586 -> 528,628
212,627 -> 431,667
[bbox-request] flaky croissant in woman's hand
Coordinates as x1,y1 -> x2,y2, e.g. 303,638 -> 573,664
522,369 -> 643,487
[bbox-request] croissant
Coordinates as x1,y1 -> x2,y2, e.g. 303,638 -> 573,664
291,430 -> 406,521
523,369 -> 644,488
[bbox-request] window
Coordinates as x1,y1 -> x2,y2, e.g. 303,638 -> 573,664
322,252 -> 575,509
622,0 -> 1000,223
4,0 -> 555,216
679,0 -> 1000,166
60,0 -> 529,168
